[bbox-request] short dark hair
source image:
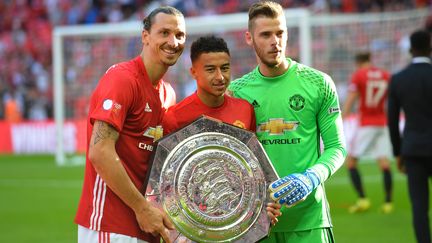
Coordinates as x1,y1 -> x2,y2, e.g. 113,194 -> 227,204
248,1 -> 284,30
410,29 -> 431,53
355,52 -> 370,64
143,6 -> 183,31
190,36 -> 230,63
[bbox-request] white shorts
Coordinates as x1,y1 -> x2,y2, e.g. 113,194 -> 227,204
78,225 -> 149,243
348,126 -> 392,159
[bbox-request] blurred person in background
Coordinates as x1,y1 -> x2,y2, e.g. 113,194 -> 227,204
342,51 -> 393,214
74,6 -> 183,243
3,91 -> 23,123
388,29 -> 432,243
23,85 -> 51,120
0,0 -> 429,123
0,82 -> 5,119
229,1 -> 346,242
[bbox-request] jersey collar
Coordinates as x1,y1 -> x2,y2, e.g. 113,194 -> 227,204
255,58 -> 294,81
412,57 -> 431,64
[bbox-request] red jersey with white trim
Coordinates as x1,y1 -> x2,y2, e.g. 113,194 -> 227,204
162,92 -> 256,135
75,56 -> 175,242
348,66 -> 390,126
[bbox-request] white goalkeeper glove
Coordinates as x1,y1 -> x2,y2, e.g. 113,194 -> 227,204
268,169 -> 320,207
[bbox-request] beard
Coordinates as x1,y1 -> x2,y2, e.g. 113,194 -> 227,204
261,57 -> 280,68
253,43 -> 283,68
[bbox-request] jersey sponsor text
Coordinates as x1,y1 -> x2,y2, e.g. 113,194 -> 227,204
260,137 -> 301,145
138,142 -> 154,151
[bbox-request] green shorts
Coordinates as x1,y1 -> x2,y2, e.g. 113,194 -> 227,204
258,228 -> 335,243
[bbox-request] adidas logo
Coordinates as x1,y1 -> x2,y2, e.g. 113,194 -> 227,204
252,100 -> 260,108
145,102 -> 152,112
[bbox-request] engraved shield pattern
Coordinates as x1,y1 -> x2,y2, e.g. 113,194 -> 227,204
145,117 -> 279,243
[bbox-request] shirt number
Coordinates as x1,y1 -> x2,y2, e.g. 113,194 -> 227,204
365,80 -> 387,108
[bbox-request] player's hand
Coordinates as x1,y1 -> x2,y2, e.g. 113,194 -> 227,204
396,156 -> 406,174
225,89 -> 233,96
266,202 -> 282,225
268,169 -> 320,207
134,203 -> 175,243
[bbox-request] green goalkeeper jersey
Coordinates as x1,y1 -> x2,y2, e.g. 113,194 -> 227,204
228,58 -> 346,232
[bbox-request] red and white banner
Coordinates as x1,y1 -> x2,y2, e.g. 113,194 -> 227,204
0,115 -> 403,154
0,120 -> 86,154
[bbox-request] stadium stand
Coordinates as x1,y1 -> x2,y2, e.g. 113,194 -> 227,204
0,0 -> 430,121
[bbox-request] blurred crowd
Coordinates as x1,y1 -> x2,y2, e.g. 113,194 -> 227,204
0,0 -> 430,121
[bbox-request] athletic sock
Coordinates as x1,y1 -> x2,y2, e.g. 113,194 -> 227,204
349,168 -> 365,198
383,169 -> 392,202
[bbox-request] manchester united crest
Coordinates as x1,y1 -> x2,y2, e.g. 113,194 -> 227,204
289,94 -> 305,111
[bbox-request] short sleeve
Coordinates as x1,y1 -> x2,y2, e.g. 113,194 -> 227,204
89,67 -> 134,132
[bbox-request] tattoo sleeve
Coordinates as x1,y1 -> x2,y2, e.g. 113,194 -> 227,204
91,120 -> 119,146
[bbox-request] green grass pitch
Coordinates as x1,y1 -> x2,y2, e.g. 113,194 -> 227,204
0,154 -> 427,242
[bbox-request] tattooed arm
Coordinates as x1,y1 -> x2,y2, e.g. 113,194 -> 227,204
88,120 -> 174,242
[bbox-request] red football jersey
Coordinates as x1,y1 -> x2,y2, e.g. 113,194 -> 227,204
348,66 -> 390,126
75,56 -> 175,242
162,92 -> 256,135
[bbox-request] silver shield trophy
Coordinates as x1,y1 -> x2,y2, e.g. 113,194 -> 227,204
144,116 -> 279,243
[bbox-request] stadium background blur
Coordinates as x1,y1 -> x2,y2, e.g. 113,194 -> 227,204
0,0 -> 431,122
0,0 -> 431,242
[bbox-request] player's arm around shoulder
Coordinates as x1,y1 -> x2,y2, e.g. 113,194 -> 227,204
225,88 -> 233,97
226,73 -> 251,98
89,120 -> 174,242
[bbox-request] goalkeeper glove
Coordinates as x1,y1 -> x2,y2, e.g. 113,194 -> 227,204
268,169 -> 320,207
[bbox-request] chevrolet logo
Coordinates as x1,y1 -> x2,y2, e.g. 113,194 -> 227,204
257,118 -> 299,135
143,125 -> 163,141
